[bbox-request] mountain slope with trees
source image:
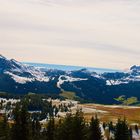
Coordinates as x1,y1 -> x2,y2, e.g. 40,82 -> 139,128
0,55 -> 140,104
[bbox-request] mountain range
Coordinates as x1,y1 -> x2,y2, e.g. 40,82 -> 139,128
24,62 -> 119,73
0,55 -> 140,104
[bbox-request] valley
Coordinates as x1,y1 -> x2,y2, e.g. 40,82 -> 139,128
0,55 -> 140,105
0,91 -> 139,140
1,95 -> 140,125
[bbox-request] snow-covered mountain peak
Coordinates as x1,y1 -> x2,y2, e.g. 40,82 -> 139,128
130,65 -> 140,72
1,55 -> 140,104
0,54 -> 6,59
0,55 -> 50,84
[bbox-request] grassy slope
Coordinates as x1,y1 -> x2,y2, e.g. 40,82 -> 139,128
60,91 -> 77,100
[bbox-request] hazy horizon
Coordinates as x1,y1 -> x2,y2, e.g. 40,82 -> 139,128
24,61 -> 121,72
0,0 -> 140,69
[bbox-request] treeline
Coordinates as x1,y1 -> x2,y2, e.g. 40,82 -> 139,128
0,101 -> 134,140
0,92 -> 60,100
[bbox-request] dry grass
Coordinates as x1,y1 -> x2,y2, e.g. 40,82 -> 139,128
80,104 -> 140,124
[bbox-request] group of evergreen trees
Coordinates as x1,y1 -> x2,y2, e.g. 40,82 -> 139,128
0,102 -> 136,140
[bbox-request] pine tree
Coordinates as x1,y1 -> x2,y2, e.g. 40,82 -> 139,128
129,127 -> 132,140
11,102 -> 22,140
103,122 -> 106,130
11,102 -> 32,140
0,115 -> 10,140
135,125 -> 139,134
55,110 -> 87,140
55,114 -> 73,140
108,121 -> 114,132
70,110 -> 87,140
88,115 -> 102,140
20,102 -> 32,140
114,118 -> 130,140
46,118 -> 55,140
32,119 -> 41,140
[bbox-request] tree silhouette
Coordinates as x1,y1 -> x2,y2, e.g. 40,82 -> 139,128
114,118 -> 130,140
88,115 -> 102,140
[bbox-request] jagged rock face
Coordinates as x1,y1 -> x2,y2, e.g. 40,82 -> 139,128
0,55 -> 140,104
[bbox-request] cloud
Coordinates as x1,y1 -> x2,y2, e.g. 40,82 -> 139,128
0,0 -> 140,69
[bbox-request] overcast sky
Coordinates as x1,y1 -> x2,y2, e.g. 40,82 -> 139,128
0,0 -> 140,69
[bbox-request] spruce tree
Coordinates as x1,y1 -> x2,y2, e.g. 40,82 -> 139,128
32,119 -> 41,140
21,102 -> 32,140
11,102 -> 32,140
103,122 -> 106,130
108,121 -> 114,132
135,125 -> 139,134
55,110 -> 87,140
88,115 -> 102,140
46,118 -> 55,140
70,110 -> 86,140
0,115 -> 10,140
114,118 -> 130,140
55,114 -> 73,140
129,127 -> 132,140
11,102 -> 22,140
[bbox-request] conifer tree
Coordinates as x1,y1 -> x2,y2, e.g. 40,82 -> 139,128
55,114 -> 73,140
103,122 -> 106,130
32,119 -> 41,140
11,102 -> 32,140
135,125 -> 139,134
0,115 -> 10,140
129,127 -> 132,140
11,102 -> 22,140
21,102 -> 32,140
70,110 -> 86,140
108,121 -> 114,132
114,118 -> 130,140
46,118 -> 55,140
55,110 -> 87,140
88,115 -> 102,140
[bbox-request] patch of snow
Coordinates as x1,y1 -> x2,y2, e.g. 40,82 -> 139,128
81,107 -> 108,114
105,105 -> 140,109
106,80 -> 112,85
5,71 -> 49,84
57,112 -> 67,117
29,111 -> 42,113
0,98 -> 20,106
6,60 -> 50,83
106,80 -> 129,86
132,130 -> 140,140
135,76 -> 140,79
106,70 -> 140,86
5,71 -> 33,84
40,119 -> 47,124
61,99 -> 78,106
52,77 -> 55,80
57,75 -> 88,88
91,73 -> 103,79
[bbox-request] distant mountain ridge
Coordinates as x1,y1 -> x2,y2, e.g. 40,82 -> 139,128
0,55 -> 140,105
24,62 -> 120,73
